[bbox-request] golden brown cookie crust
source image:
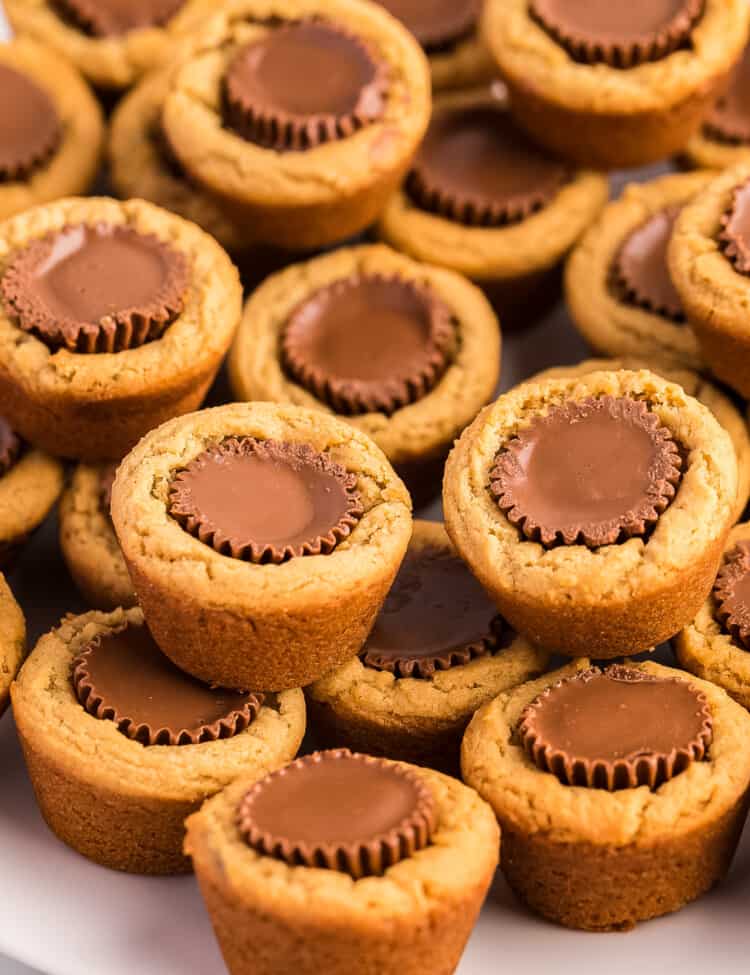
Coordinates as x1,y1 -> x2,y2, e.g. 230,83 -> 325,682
462,661 -> 750,930
306,520 -> 548,771
111,402 -> 413,691
186,759 -> 499,975
5,0 -> 215,90
0,574 -> 26,718
59,464 -> 136,611
675,522 -> 750,709
11,606 -> 306,874
565,173 -> 712,372
443,369 -> 738,658
429,34 -> 496,92
527,357 -> 750,525
670,162 -> 750,398
480,0 -> 750,168
160,0 -> 432,250
683,126 -> 750,172
229,244 -> 500,475
0,39 -> 103,222
0,196 -> 242,461
0,448 -> 64,565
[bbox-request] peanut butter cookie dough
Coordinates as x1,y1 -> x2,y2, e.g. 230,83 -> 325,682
566,173 -> 713,372
11,607 -> 306,874
443,369 -> 738,658
481,0 -> 750,169
462,661 -> 750,930
186,750 -> 499,975
306,520 -> 548,773
159,0 -> 431,251
59,463 -> 136,610
527,357 -> 750,524
0,196 -> 242,461
675,522 -> 750,710
0,39 -> 103,222
670,163 -> 750,398
5,0 -> 214,91
378,86 -> 607,327
0,575 -> 26,719
229,244 -> 500,508
684,44 -> 750,171
111,402 -> 412,691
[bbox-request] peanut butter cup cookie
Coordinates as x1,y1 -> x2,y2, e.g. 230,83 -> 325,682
160,0 -> 431,250
186,749 -> 499,975
59,463 -> 135,610
443,369 -> 738,658
0,196 -> 242,461
463,661 -> 750,930
378,86 -> 607,327
684,44 -> 750,170
306,521 -> 548,772
675,522 -> 750,709
0,39 -> 103,222
11,607 -> 305,874
0,575 -> 26,719
566,172 -> 713,372
111,403 -> 412,691
481,0 -> 750,168
670,163 -> 750,398
229,244 -> 500,507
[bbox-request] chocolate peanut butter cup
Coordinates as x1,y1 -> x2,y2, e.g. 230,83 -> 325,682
519,665 -> 713,790
719,180 -> 750,274
223,21 -> 387,151
72,622 -> 263,746
490,396 -> 683,548
0,223 -> 190,354
0,417 -> 22,478
612,207 -> 685,321
704,46 -> 750,145
408,104 -> 571,227
281,274 -> 455,416
361,545 -> 507,678
168,437 -> 363,564
529,0 -> 704,69
237,749 -> 436,878
376,0 -> 479,52
0,64 -> 61,183
51,0 -> 185,37
714,541 -> 750,651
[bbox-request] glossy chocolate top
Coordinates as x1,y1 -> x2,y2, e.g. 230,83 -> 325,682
0,64 -> 60,182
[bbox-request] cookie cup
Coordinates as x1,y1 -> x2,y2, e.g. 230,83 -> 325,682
675,522 -> 750,709
462,661 -> 750,930
111,403 -> 413,691
161,0 -> 431,250
670,163 -> 750,397
0,196 -> 242,461
565,172 -> 712,372
59,464 -> 135,611
443,369 -> 738,658
428,35 -> 496,92
0,39 -> 103,222
11,607 -> 306,874
0,448 -> 64,566
185,761 -> 499,975
683,127 -> 750,172
0,575 -> 26,718
228,244 -> 500,508
480,0 -> 749,169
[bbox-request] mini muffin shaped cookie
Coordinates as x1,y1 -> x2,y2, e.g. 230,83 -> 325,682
0,575 -> 26,718
675,522 -> 750,709
111,403 -> 412,691
229,244 -> 500,507
186,749 -> 499,975
0,39 -> 103,222
11,607 -> 306,873
670,163 -> 750,398
378,86 -> 607,327
160,0 -> 431,250
443,369 -> 738,658
0,196 -> 242,461
481,0 -> 750,169
59,463 -> 135,610
566,172 -> 713,372
684,43 -> 750,170
306,521 -> 548,772
462,662 -> 750,930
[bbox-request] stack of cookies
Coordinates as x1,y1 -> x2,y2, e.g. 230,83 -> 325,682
2,1 -> 750,973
